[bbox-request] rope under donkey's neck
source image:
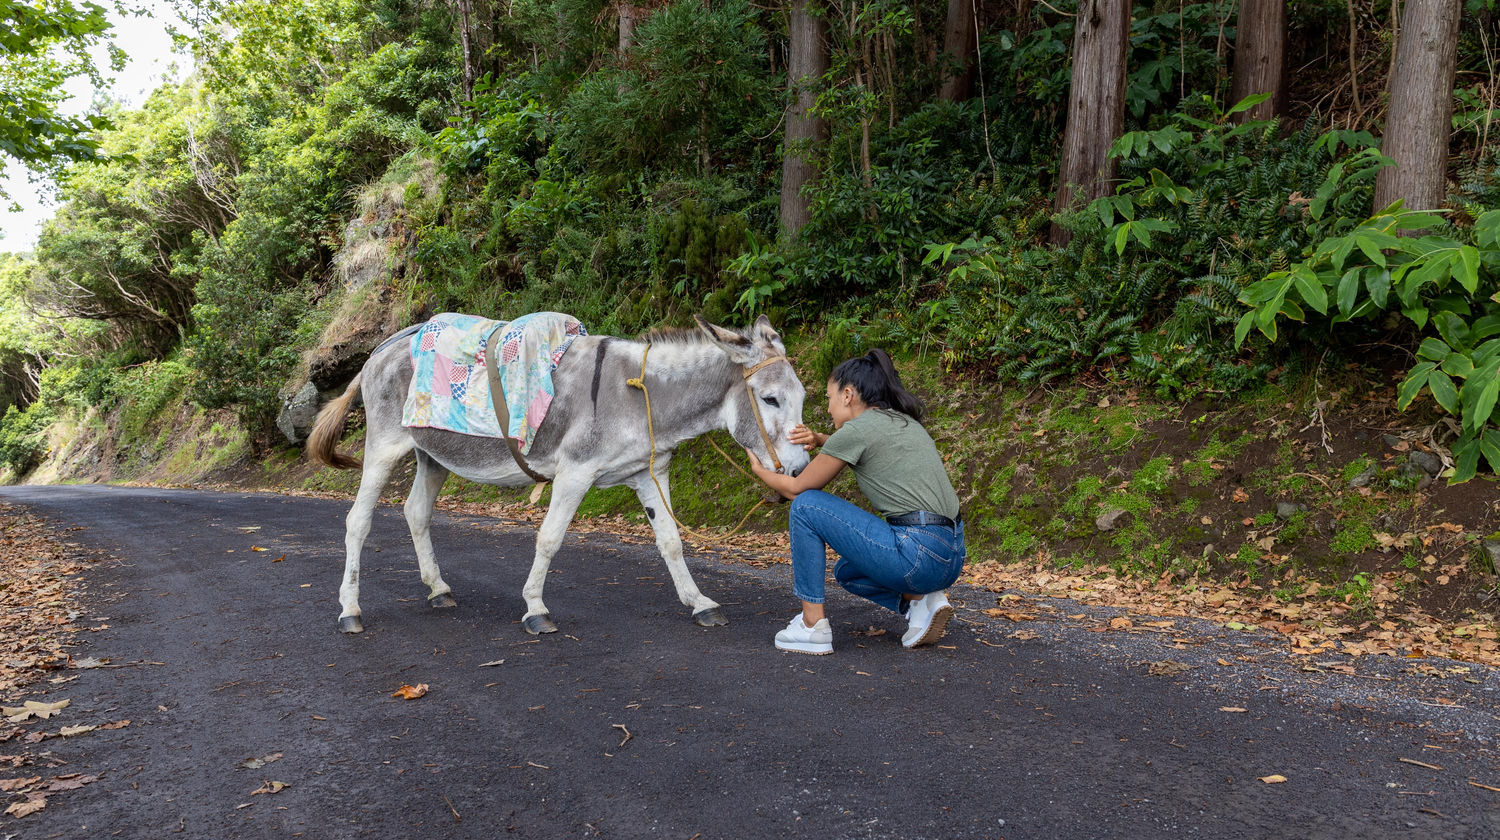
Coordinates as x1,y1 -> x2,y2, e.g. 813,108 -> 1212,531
626,342 -> 778,544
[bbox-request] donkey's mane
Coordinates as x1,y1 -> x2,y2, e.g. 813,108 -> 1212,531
638,325 -> 734,346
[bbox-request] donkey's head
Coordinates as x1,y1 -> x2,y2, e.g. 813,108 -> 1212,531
695,314 -> 810,477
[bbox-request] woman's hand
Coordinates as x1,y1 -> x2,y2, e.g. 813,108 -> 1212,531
788,424 -> 826,451
743,446 -> 846,500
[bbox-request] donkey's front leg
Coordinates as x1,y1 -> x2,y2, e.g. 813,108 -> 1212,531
627,467 -> 727,627
520,470 -> 597,634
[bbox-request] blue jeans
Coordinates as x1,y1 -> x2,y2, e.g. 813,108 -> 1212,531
788,490 -> 966,613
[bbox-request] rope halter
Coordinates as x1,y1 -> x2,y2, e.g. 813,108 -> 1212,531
740,354 -> 790,473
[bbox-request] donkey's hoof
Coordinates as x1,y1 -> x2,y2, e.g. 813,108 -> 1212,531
523,613 -> 558,635
338,615 -> 364,634
693,606 -> 729,627
428,592 -> 458,609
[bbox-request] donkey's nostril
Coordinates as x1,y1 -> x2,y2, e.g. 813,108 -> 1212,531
790,466 -> 804,478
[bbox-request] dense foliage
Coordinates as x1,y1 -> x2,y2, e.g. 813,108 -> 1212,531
1,0 -> 1498,483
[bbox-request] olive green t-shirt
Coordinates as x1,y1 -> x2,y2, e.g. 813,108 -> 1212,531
820,409 -> 960,521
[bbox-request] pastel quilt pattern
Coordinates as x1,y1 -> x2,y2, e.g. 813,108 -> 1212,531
401,311 -> 587,452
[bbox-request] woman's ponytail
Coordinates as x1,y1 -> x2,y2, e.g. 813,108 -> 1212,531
830,349 -> 925,423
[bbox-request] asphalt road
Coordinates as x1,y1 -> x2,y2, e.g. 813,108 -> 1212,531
0,484 -> 1497,839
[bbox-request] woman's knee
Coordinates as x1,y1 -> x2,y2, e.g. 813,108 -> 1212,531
789,489 -> 830,522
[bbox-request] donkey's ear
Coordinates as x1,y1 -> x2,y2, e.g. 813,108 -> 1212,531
751,314 -> 781,346
694,314 -> 756,364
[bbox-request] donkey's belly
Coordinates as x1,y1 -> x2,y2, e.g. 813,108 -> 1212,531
407,428 -> 539,487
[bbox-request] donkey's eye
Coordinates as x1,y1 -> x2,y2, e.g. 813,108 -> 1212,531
761,396 -> 780,408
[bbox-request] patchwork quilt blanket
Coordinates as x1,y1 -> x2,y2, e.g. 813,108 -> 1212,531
401,311 -> 588,453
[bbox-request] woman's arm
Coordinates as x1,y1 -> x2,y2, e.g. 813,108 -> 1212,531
747,451 -> 846,500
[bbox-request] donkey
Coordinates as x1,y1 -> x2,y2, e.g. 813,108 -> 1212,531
307,314 -> 809,635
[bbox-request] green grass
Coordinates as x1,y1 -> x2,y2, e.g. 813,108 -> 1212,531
1330,520 -> 1375,554
1182,431 -> 1252,486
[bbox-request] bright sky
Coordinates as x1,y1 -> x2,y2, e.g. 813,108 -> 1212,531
1,1 -> 189,253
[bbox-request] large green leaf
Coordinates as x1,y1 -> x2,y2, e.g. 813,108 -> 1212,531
1356,235 -> 1387,267
1428,370 -> 1459,414
1336,268 -> 1361,313
1432,311 -> 1472,351
1396,361 -> 1436,410
1462,359 -> 1500,432
1452,435 -> 1481,483
1482,428 -> 1500,475
1416,336 -> 1452,362
1442,352 -> 1475,379
1365,267 -> 1391,309
1234,310 -> 1256,347
1457,245 -> 1481,294
1291,265 -> 1327,314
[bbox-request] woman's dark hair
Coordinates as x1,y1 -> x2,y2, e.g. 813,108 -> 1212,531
830,349 -> 924,422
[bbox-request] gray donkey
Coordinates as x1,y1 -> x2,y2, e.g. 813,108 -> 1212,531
308,314 -> 809,635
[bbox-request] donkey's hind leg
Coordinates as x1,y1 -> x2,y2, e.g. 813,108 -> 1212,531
406,451 -> 456,609
520,469 -> 597,634
338,438 -> 413,633
626,467 -> 726,627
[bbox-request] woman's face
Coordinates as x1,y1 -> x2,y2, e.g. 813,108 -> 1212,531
826,379 -> 860,429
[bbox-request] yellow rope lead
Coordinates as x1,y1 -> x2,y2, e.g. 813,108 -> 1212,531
627,344 -> 768,543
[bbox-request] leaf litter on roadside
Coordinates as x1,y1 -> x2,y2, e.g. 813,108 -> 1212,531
392,683 -> 429,700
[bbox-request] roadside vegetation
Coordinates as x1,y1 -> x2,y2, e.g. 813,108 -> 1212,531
0,1 -> 1496,656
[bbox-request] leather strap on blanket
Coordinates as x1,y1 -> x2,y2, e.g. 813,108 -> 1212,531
485,338 -> 552,484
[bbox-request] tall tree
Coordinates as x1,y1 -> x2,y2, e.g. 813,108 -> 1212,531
0,0 -> 116,197
1050,0 -> 1130,245
1373,0 -> 1463,212
779,0 -> 828,239
1229,0 -> 1286,121
937,0 -> 976,102
619,2 -> 644,54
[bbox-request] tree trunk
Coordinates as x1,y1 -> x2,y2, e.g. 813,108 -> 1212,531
619,3 -> 641,55
1229,0 -> 1286,121
1050,0 -> 1130,245
1373,0 -> 1463,212
455,0 -> 476,104
937,0 -> 977,102
779,0 -> 829,240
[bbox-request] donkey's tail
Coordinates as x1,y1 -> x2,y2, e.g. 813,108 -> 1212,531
308,373 -> 364,470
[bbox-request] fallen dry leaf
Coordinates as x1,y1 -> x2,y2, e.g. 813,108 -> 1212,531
1108,617 -> 1133,630
391,684 -> 429,700
982,608 -> 1035,622
4,792 -> 46,817
1232,487 -> 1250,503
1147,661 -> 1194,676
240,752 -> 283,770
100,720 -> 130,730
1259,775 -> 1287,784
45,773 -> 97,792
2,699 -> 69,723
250,780 -> 289,795
57,724 -> 95,737
0,776 -> 39,791
1219,707 -> 1248,713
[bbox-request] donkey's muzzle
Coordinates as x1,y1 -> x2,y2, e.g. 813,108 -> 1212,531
789,466 -> 804,478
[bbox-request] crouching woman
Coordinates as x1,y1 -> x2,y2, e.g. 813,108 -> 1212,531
745,349 -> 965,655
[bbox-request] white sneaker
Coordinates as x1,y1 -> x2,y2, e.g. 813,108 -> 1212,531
902,591 -> 953,649
775,614 -> 833,655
